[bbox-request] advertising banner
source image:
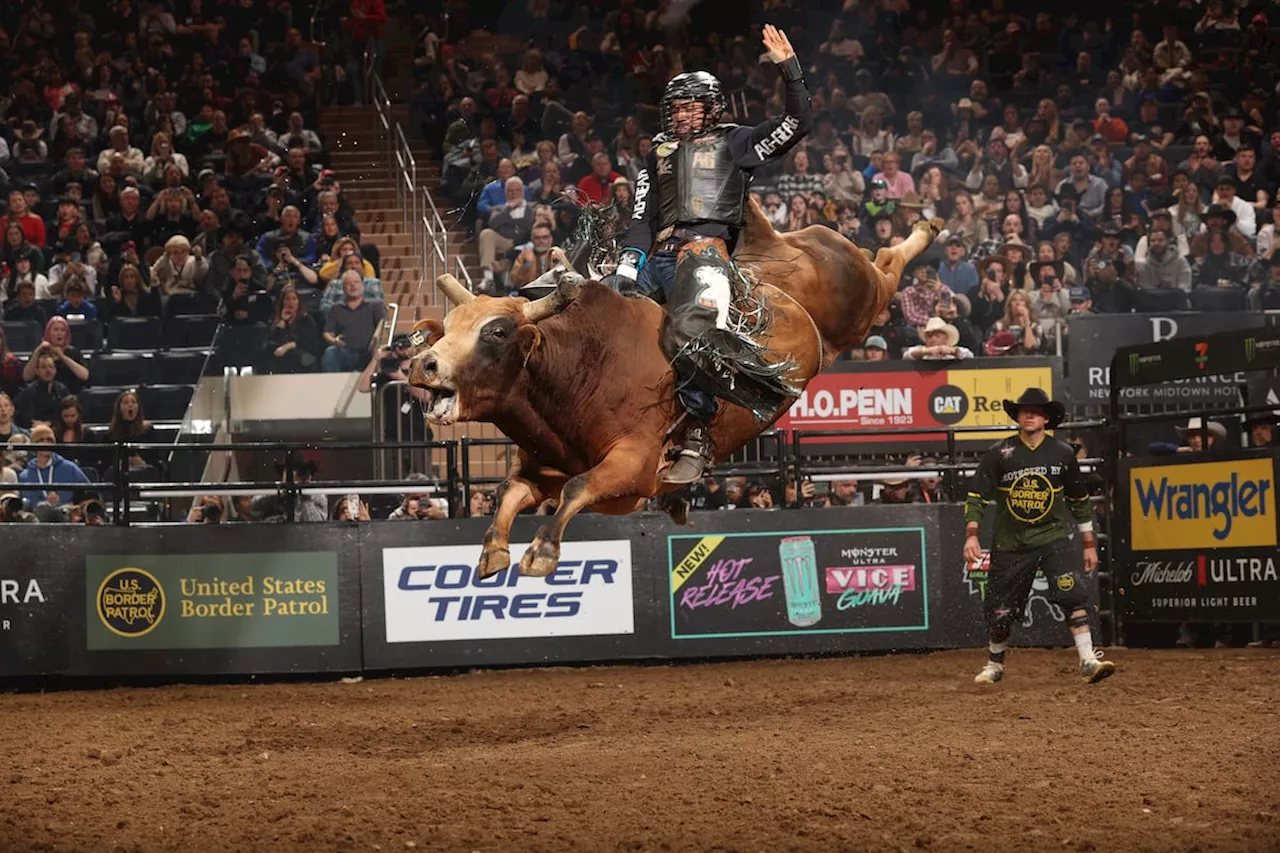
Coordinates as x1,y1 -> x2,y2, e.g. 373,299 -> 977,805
381,539 -> 635,643
667,526 -> 928,639
1128,458 -> 1276,551
773,358 -> 1055,452
85,552 -> 341,651
1121,552 -> 1280,621
1068,312 -> 1266,405
0,528 -> 69,676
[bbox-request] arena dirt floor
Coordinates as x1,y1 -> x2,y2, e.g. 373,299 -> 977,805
1,648 -> 1278,853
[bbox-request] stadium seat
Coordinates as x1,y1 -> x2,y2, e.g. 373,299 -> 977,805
1131,288 -> 1189,312
88,352 -> 151,387
0,320 -> 42,354
1259,288 -> 1280,310
217,324 -> 268,368
68,319 -> 104,353
1191,286 -> 1247,312
298,288 -> 323,315
164,314 -> 220,349
156,349 -> 222,384
140,384 -> 195,421
165,291 -> 221,318
35,298 -> 58,318
108,317 -> 164,351
78,386 -> 127,425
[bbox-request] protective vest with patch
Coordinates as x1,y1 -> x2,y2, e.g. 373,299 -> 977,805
655,129 -> 748,232
964,435 -> 1095,552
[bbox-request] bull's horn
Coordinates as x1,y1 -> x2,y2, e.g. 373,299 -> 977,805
523,270 -> 584,322
549,246 -> 569,269
437,274 -> 475,306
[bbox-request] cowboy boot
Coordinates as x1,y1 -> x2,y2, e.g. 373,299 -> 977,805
664,422 -> 715,485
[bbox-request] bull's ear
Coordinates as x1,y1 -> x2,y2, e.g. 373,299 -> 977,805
411,318 -> 444,348
515,323 -> 542,364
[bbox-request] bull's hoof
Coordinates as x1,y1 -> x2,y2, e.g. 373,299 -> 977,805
476,546 -> 511,578
518,538 -> 560,577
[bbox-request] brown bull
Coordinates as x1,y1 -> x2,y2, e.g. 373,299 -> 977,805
409,199 -> 938,578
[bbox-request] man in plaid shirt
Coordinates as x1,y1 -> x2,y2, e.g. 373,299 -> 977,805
898,263 -> 953,328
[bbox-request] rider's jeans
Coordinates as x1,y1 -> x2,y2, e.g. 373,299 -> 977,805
629,249 -> 718,422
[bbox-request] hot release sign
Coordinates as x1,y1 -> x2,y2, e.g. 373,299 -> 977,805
667,527 -> 928,639
773,364 -> 1054,445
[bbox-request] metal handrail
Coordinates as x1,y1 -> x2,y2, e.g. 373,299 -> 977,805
455,255 -> 474,290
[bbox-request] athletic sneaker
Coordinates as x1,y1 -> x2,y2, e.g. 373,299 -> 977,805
1080,652 -> 1116,684
974,662 -> 1004,684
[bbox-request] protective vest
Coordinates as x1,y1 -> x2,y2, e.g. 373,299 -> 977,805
654,127 -> 748,231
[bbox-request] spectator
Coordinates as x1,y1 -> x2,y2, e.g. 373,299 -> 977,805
105,390 -> 161,472
18,424 -> 90,513
1192,230 -> 1248,289
150,235 -> 208,297
511,224 -> 558,289
221,256 -> 273,326
878,476 -> 914,504
479,177 -> 535,292
1136,229 -> 1193,292
1055,154 -> 1109,216
1134,210 -> 1190,261
3,281 -> 48,326
1175,417 -> 1226,453
1068,286 -> 1095,316
52,395 -> 92,471
0,192 -> 47,249
14,352 -> 70,430
0,392 -> 28,443
944,192 -> 988,252
872,151 -> 915,199
261,287 -> 322,374
476,159 -> 521,222
986,290 -> 1044,355
318,254 -> 382,312
332,495 -> 372,522
104,263 -> 162,321
322,270 -> 386,372
576,153 -> 623,205
899,264 -> 954,328
255,206 -> 316,267
1190,203 -> 1253,260
863,336 -> 889,362
55,277 -> 98,321
1212,176 -> 1257,240
96,125 -> 144,177
6,256 -> 51,302
23,318 -> 88,393
964,138 -> 1029,194
904,316 -> 973,361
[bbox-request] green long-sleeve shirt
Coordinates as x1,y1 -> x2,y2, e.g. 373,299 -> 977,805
964,434 -> 1094,552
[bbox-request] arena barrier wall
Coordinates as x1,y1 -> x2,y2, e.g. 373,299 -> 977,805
1116,449 -> 1280,624
0,506 -> 1092,681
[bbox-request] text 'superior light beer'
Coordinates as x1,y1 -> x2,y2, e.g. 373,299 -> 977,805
779,536 -> 822,627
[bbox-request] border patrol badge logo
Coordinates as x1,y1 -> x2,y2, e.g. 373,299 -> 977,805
1056,574 -> 1076,592
1005,472 -> 1054,523
97,568 -> 166,638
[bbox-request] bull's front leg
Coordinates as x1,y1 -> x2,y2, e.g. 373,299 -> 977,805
477,472 -> 543,579
518,444 -> 658,577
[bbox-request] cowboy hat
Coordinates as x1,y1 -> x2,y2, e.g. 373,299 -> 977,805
1002,387 -> 1066,429
1175,417 -> 1228,440
227,127 -> 252,144
953,98 -> 976,112
1001,235 -> 1032,253
1244,409 -> 1280,426
984,330 -> 1019,356
1029,259 -> 1065,281
978,253 -> 1013,278
898,192 -> 926,209
920,316 -> 960,347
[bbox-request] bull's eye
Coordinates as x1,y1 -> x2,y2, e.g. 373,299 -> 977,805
488,326 -> 507,341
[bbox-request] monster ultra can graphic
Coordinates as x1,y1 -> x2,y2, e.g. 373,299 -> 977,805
778,536 -> 822,627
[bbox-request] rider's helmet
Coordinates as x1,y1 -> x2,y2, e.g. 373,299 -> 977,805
660,71 -> 726,140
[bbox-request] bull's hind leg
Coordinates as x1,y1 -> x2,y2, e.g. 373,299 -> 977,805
518,444 -> 658,577
872,218 -> 943,286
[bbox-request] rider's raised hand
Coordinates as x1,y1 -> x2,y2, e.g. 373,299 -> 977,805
763,25 -> 795,63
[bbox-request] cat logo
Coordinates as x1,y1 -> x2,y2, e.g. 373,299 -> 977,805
1056,574 -> 1075,592
927,384 -> 969,426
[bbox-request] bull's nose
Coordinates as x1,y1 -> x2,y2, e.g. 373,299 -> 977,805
410,351 -> 437,386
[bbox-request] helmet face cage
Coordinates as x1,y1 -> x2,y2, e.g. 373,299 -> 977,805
661,72 -> 726,139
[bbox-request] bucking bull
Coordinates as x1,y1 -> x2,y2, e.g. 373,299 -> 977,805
407,200 -> 940,578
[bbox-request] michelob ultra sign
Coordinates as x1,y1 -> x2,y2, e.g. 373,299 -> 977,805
1129,458 -> 1277,551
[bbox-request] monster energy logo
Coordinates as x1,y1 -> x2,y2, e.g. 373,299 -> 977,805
1128,352 -> 1140,376
1246,337 -> 1257,363
1127,352 -> 1162,377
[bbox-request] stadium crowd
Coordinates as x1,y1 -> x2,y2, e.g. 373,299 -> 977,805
0,0 -> 394,522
